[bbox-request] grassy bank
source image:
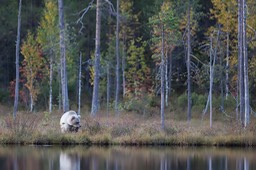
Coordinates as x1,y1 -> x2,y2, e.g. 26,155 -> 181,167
0,105 -> 256,146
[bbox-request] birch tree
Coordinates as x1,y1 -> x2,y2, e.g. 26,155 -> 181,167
13,0 -> 22,118
210,28 -> 220,128
78,52 -> 82,115
58,0 -> 69,112
239,0 -> 249,127
21,32 -> 46,112
186,0 -> 192,123
114,0 -> 120,114
91,0 -> 102,116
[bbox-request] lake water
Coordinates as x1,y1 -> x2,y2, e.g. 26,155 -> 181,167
0,145 -> 255,170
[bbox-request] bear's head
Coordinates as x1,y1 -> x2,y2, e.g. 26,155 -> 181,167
69,115 -> 81,128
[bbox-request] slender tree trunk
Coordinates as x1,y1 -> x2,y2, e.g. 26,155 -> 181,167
160,25 -> 165,129
225,32 -> 230,99
242,0 -> 249,127
30,92 -> 33,112
115,0 -> 120,114
122,36 -> 126,98
210,28 -> 220,128
187,0 -> 192,123
58,63 -> 62,111
220,44 -> 224,111
106,63 -> 110,115
91,0 -> 101,116
49,52 -> 53,113
58,0 -> 69,112
165,54 -> 168,107
78,52 -> 82,115
13,0 -> 22,118
209,36 -> 213,128
168,52 -> 172,96
238,0 -> 244,123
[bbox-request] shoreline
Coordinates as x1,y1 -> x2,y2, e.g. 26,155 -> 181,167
1,133 -> 255,147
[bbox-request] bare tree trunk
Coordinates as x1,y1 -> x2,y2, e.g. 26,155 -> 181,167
225,32 -> 230,99
238,0 -> 244,123
13,0 -> 22,118
115,0 -> 120,114
187,0 -> 192,123
122,37 -> 126,98
106,63 -> 110,115
78,52 -> 82,115
91,0 -> 101,116
165,54 -> 168,107
49,52 -> 53,113
160,25 -> 165,129
58,0 -> 69,112
211,28 -> 220,128
242,0 -> 249,127
209,36 -> 213,128
168,52 -> 172,96
30,92 -> 33,112
58,63 -> 62,111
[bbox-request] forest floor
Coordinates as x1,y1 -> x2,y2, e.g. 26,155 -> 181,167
0,104 -> 256,146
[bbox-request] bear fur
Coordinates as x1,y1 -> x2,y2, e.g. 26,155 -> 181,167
60,110 -> 81,133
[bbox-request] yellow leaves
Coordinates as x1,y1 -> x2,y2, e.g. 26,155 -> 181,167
21,31 -> 46,103
37,0 -> 58,46
210,0 -> 237,33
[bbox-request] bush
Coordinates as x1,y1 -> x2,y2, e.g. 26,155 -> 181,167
192,93 -> 207,106
83,118 -> 101,135
123,94 -> 156,116
4,113 -> 42,137
177,93 -> 207,111
111,125 -> 133,137
177,94 -> 187,109
223,95 -> 237,110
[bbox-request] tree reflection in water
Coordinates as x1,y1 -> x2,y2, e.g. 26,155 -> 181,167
0,146 -> 255,170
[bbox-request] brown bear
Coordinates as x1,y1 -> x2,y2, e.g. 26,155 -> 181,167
60,110 -> 81,133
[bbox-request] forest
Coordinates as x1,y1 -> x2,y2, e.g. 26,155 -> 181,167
1,0 -> 256,133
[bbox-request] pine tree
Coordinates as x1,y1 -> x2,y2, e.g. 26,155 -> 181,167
149,1 -> 179,129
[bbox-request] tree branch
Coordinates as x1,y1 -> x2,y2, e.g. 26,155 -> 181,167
76,0 -> 95,33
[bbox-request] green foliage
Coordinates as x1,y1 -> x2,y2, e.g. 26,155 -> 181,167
192,92 -> 207,106
178,93 -> 207,112
123,93 -> 155,116
36,0 -> 59,53
222,95 -> 237,110
177,93 -> 187,109
126,38 -> 152,98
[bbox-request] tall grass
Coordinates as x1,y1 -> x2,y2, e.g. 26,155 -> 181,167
0,108 -> 255,146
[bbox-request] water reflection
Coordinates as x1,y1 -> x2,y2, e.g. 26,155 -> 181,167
59,152 -> 80,170
0,146 -> 255,170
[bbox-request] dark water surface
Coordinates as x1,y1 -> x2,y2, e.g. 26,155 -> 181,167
0,145 -> 255,170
